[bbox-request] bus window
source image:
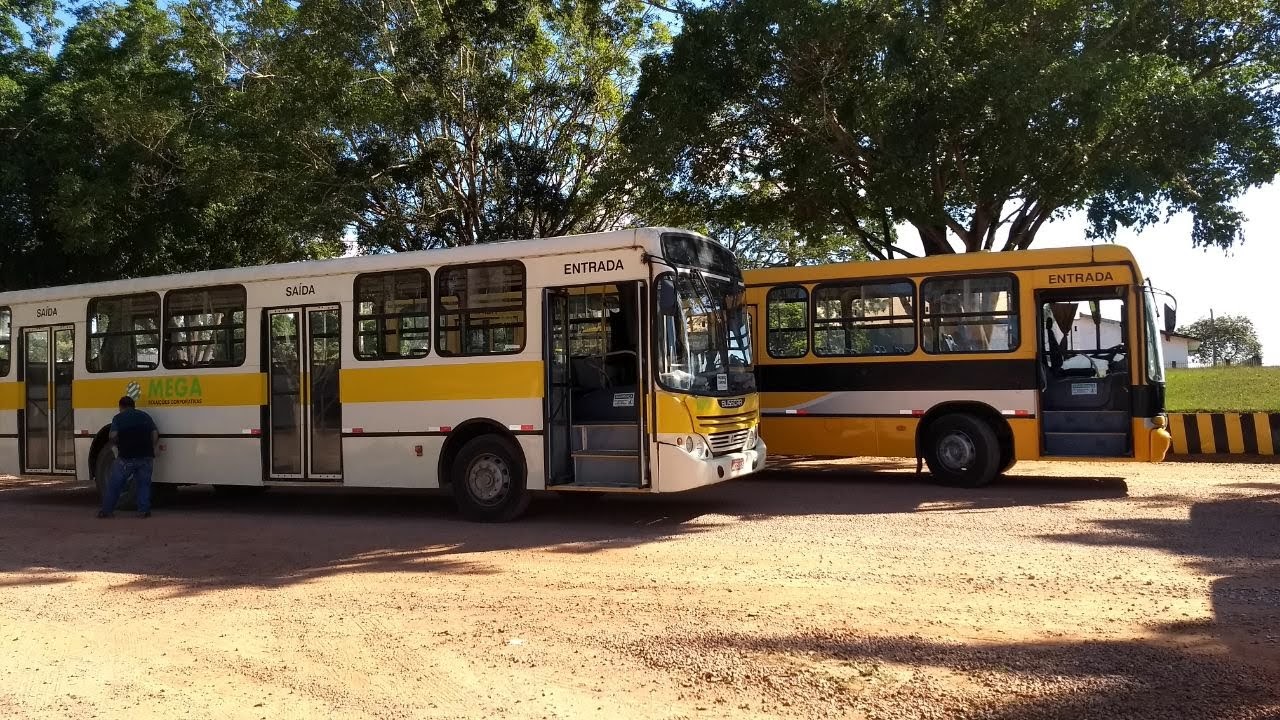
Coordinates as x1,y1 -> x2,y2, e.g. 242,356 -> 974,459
88,293 -> 161,373
164,285 -> 247,368
813,280 -> 915,357
435,262 -> 525,356
0,307 -> 9,376
354,270 -> 430,360
921,275 -> 1018,354
766,286 -> 808,358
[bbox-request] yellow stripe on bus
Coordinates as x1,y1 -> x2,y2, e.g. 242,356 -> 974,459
0,382 -> 22,411
74,373 -> 266,409
340,361 -> 545,403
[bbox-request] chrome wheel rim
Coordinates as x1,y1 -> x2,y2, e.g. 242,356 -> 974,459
937,431 -> 977,472
465,453 -> 511,506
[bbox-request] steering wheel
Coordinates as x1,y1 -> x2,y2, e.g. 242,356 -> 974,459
1087,344 -> 1126,362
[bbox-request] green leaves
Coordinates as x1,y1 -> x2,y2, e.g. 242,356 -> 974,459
0,0 -> 346,291
623,0 -> 1280,256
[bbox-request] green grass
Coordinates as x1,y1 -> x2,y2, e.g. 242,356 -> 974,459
1165,366 -> 1280,413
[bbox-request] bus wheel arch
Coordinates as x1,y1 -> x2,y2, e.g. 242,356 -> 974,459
916,403 -> 1010,488
439,420 -> 530,522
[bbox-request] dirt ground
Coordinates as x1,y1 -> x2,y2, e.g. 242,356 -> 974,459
0,458 -> 1277,720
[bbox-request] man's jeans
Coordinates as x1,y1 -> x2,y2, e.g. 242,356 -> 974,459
100,457 -> 154,514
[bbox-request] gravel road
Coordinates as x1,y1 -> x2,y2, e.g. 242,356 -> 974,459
1,458 -> 1277,719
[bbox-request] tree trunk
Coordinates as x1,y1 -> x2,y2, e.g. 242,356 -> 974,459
916,225 -> 954,255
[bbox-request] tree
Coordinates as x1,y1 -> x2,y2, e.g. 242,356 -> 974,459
0,0 -> 346,291
190,0 -> 668,252
1181,313 -> 1263,366
622,0 -> 1280,258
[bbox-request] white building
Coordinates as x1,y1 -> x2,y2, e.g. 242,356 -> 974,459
1068,314 -> 1201,369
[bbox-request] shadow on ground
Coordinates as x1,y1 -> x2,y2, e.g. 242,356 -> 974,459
0,459 -> 1132,596
630,629 -> 1279,720
1042,485 -> 1280,713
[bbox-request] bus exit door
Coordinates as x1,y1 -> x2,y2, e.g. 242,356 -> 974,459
20,325 -> 75,475
265,306 -> 343,481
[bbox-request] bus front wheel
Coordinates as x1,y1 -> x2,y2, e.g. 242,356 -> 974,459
450,435 -> 530,522
924,414 -> 1000,488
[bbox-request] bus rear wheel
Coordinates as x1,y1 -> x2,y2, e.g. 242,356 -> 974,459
450,435 -> 530,522
93,445 -> 129,510
94,446 -> 175,509
924,414 -> 1000,488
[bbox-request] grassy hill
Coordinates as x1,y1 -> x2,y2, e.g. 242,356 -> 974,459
1165,366 -> 1280,413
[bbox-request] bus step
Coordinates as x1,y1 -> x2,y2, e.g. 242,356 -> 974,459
572,424 -> 639,453
1043,432 -> 1130,457
550,483 -> 650,493
1042,410 -> 1129,434
572,452 -> 641,487
572,449 -> 639,458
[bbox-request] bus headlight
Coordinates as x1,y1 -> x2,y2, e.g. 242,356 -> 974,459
683,435 -> 710,458
744,427 -> 757,450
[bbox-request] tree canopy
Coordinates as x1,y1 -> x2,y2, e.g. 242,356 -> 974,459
623,0 -> 1280,258
4,0 -> 1280,290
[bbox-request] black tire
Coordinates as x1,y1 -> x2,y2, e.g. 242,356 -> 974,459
923,414 -> 1001,488
93,443 -> 139,512
450,435 -> 529,522
998,443 -> 1017,475
95,445 -> 174,510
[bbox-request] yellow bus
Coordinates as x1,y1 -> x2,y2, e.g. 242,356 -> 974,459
744,245 -> 1173,487
0,228 -> 765,521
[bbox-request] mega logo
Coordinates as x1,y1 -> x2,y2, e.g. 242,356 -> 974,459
126,377 -> 205,406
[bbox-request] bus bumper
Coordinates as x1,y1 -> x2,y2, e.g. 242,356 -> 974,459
1149,426 -> 1173,462
656,438 -> 767,493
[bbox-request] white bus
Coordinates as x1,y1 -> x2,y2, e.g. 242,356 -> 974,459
0,228 -> 765,521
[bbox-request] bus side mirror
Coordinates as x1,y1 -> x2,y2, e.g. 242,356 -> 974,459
1164,304 -> 1176,334
657,277 -> 680,317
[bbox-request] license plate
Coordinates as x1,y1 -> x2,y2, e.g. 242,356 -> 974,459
730,458 -> 744,471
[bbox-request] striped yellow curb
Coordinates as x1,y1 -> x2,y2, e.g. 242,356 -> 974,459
1168,413 -> 1278,455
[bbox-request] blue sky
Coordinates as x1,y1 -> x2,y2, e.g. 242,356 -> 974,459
895,185 -> 1280,363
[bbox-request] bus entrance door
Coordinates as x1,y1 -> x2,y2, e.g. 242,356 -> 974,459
264,306 -> 343,481
20,324 -> 75,475
1037,291 -> 1133,457
543,282 -> 648,489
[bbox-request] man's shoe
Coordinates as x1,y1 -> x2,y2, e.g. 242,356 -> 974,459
96,510 -> 113,519
139,511 -> 151,519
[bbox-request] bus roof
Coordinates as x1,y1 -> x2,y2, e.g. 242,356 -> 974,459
743,244 -> 1142,285
0,227 -> 699,305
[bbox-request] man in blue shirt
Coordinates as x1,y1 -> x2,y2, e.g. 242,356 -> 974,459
97,396 -> 160,519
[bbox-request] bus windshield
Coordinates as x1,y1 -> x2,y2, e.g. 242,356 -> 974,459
655,269 -> 755,396
654,233 -> 755,396
1143,284 -> 1166,383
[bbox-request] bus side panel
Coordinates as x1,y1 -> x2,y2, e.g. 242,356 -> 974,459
339,399 -> 545,489
158,437 -> 262,486
759,416 -> 880,457
343,436 -> 445,489
0,379 -> 19,475
1011,419 -> 1041,460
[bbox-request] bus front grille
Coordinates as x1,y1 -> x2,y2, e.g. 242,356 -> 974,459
708,429 -> 750,456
